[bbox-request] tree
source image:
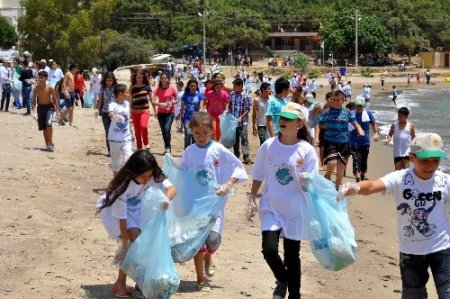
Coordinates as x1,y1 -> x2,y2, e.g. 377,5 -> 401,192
319,10 -> 392,59
291,52 -> 308,72
0,17 -> 17,48
100,32 -> 155,71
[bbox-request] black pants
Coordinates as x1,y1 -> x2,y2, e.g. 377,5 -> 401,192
262,230 -> 301,299
351,145 -> 370,174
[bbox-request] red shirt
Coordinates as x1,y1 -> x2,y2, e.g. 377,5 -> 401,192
205,90 -> 229,117
75,75 -> 85,96
153,86 -> 178,113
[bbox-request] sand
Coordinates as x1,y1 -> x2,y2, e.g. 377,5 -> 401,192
1,68 -> 448,299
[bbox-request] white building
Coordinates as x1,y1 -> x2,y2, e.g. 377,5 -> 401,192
0,0 -> 24,31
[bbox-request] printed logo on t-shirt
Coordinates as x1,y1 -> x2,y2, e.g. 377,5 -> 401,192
213,159 -> 220,167
275,163 -> 293,186
127,196 -> 141,207
196,165 -> 212,186
396,173 -> 447,238
115,112 -> 129,131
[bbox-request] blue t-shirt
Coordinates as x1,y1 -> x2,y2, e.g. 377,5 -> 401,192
265,96 -> 288,136
349,109 -> 376,147
319,107 -> 355,143
181,91 -> 204,123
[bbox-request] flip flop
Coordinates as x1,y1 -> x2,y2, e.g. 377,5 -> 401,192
112,283 -> 132,298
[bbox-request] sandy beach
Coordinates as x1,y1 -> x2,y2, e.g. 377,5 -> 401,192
1,69 -> 448,299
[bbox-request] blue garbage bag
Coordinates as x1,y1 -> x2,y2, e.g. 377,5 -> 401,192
121,186 -> 180,299
49,78 -> 59,89
84,91 -> 94,108
219,112 -> 238,148
305,173 -> 357,271
12,72 -> 22,98
163,154 -> 224,263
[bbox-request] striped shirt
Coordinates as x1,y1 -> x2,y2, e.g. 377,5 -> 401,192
319,107 -> 355,143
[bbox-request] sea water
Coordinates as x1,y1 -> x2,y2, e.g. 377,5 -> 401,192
368,88 -> 450,173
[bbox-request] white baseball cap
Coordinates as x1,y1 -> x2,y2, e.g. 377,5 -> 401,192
411,133 -> 447,159
279,102 -> 308,122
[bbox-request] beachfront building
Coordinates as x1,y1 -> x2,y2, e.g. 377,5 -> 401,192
0,0 -> 24,31
267,32 -> 321,53
421,52 -> 450,68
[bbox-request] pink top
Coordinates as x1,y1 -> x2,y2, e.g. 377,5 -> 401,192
154,86 -> 178,113
205,90 -> 229,117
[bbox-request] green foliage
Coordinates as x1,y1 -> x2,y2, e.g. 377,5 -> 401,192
360,67 -> 373,78
308,68 -> 321,79
319,10 -> 393,59
0,17 -> 17,48
100,32 -> 155,71
291,52 -> 308,72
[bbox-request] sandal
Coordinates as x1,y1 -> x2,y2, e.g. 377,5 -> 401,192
197,281 -> 211,292
112,283 -> 132,298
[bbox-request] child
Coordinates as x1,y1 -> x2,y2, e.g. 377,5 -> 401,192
266,77 -> 290,137
180,112 -> 247,291
201,79 -> 229,141
229,78 -> 252,164
319,90 -> 364,189
385,107 -> 416,171
31,71 -> 59,151
339,133 -> 450,298
108,84 -> 132,175
97,149 -> 176,298
175,81 -> 184,133
316,92 -> 333,169
392,85 -> 398,106
252,83 -> 271,146
247,102 -> 319,299
180,79 -> 204,149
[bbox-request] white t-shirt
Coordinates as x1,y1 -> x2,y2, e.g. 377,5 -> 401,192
108,101 -> 131,142
48,68 -> 64,81
180,141 -> 248,233
251,137 -> 319,241
97,178 -> 173,238
90,74 -> 101,93
381,168 -> 450,255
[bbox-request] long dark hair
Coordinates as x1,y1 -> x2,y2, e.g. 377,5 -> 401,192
101,71 -> 117,89
131,69 -> 150,86
158,73 -> 170,89
184,79 -> 199,94
97,149 -> 166,211
297,122 -> 313,144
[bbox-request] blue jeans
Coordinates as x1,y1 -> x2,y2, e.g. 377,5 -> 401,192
183,122 -> 193,149
22,86 -> 32,114
400,247 -> 450,299
157,112 -> 174,149
101,112 -> 111,154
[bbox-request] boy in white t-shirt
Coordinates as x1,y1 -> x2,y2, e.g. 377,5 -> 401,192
108,84 -> 132,175
339,133 -> 450,298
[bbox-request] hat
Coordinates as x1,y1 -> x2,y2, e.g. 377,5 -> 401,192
305,93 -> 316,103
354,100 -> 365,107
198,73 -> 205,79
40,59 -> 46,63
411,133 -> 448,159
279,102 -> 308,121
92,67 -> 98,73
232,78 -> 244,85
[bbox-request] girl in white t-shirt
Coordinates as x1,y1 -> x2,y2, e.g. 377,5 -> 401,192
96,149 -> 176,298
180,111 -> 248,291
247,102 -> 319,299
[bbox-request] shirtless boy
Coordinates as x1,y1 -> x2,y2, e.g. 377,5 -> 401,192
32,71 -> 59,151
58,63 -> 78,126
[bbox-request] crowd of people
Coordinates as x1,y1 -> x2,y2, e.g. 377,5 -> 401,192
2,56 -> 449,298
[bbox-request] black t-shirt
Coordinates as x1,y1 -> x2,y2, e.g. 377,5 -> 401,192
130,85 -> 152,109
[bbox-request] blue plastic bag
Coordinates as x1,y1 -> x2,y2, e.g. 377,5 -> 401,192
121,187 -> 180,299
12,72 -> 22,98
163,154 -> 224,263
220,112 -> 238,148
84,91 -> 94,108
305,173 -> 357,271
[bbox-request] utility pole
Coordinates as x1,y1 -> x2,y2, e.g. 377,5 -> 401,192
355,10 -> 359,67
202,10 -> 206,65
